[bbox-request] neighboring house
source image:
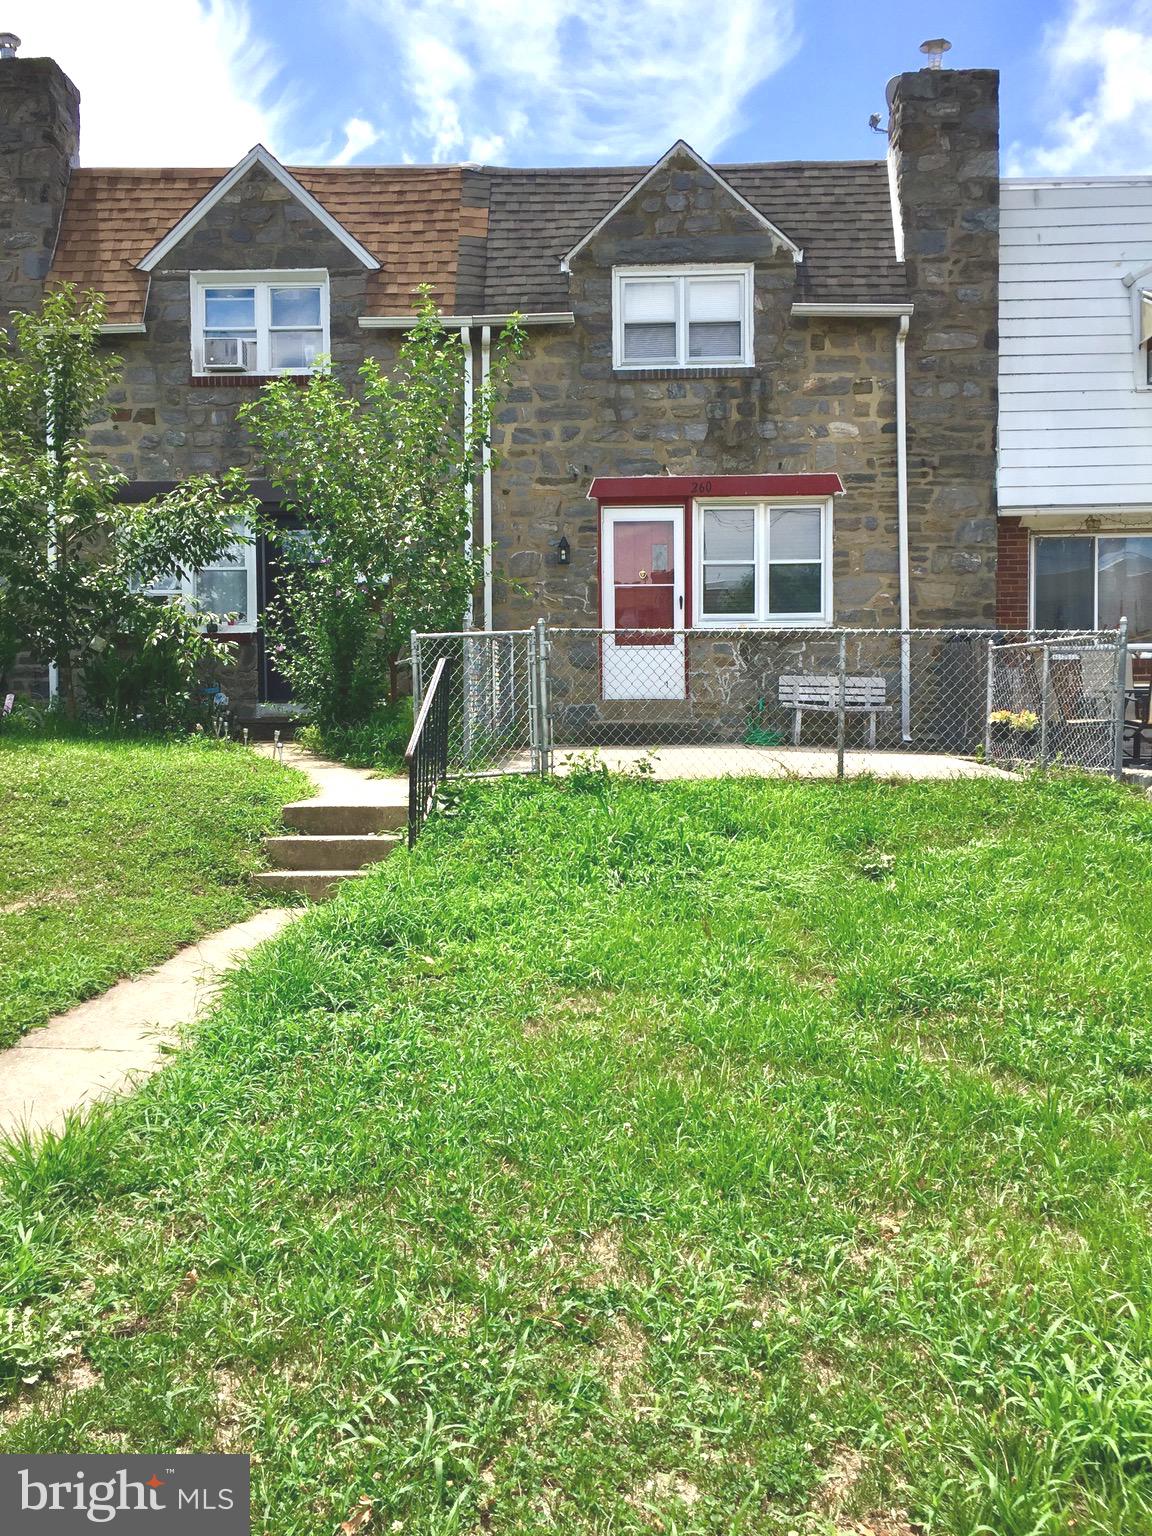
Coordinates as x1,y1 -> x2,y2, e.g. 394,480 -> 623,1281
2,47 -> 1000,718
998,178 -> 1152,645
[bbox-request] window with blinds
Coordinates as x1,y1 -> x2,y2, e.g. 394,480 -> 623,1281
614,267 -> 753,369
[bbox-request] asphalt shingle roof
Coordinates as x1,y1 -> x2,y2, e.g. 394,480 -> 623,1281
478,161 -> 906,313
47,155 -> 903,325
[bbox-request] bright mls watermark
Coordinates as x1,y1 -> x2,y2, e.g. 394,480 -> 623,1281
0,1455 -> 249,1530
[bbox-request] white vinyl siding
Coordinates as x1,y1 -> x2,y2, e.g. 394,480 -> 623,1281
613,266 -> 754,369
999,180 -> 1152,510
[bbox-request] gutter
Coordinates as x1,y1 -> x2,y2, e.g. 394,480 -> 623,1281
896,313 -> 911,740
481,326 -> 493,632
461,325 -> 473,628
359,312 -> 574,330
789,300 -> 914,739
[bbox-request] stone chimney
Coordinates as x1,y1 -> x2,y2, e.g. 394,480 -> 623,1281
0,44 -> 80,313
888,63 -> 1000,626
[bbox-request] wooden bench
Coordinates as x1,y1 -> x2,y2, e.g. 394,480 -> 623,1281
778,674 -> 891,748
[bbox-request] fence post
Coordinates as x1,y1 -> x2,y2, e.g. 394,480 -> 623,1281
533,618 -> 551,778
410,630 -> 423,713
836,632 -> 847,780
1113,616 -> 1129,780
1038,642 -> 1050,769
984,636 -> 995,762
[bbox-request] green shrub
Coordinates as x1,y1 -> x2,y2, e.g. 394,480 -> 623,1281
296,697 -> 413,771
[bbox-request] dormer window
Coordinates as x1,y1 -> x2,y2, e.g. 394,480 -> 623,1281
612,265 -> 753,370
191,271 -> 329,377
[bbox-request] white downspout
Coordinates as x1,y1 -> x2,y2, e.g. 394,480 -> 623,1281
896,312 -> 911,739
481,325 -> 493,632
461,325 -> 474,628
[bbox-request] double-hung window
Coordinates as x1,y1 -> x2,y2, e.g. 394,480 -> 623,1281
1033,534 -> 1152,641
140,523 -> 257,631
192,271 -> 328,376
696,501 -> 831,625
614,266 -> 753,369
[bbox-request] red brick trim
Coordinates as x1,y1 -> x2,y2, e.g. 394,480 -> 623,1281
589,473 -> 845,501
188,375 -> 312,389
996,516 -> 1029,629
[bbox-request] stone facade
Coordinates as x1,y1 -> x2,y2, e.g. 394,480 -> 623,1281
1,48 -> 1005,713
0,57 -> 77,316
889,67 -> 1000,626
490,150 -> 903,630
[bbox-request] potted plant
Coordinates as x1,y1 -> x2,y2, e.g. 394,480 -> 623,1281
988,708 -> 1039,754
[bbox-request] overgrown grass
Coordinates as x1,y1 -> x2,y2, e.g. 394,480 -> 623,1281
2,771 -> 1152,1535
0,732 -> 309,1045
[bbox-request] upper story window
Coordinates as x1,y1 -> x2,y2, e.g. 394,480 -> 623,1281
191,270 -> 329,376
1141,290 -> 1152,385
613,265 -> 753,370
694,500 -> 832,626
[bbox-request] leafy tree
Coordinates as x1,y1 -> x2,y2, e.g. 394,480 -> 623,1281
0,285 -> 258,716
241,292 -> 523,724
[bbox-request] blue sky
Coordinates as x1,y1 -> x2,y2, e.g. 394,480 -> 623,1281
15,0 -> 1152,175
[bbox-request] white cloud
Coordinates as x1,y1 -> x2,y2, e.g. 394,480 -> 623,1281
332,116 -> 381,165
348,0 -> 797,164
1009,0 -> 1152,175
5,0 -> 284,165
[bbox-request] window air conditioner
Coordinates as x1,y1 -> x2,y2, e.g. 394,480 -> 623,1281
204,336 -> 251,372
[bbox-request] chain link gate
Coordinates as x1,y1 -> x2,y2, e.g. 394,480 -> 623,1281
412,625 -> 1129,782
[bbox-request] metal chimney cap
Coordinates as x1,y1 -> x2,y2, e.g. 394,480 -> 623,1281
0,33 -> 21,59
919,37 -> 952,69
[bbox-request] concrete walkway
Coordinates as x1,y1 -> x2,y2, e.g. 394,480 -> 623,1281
518,744 -> 1010,781
0,908 -> 300,1141
0,746 -> 409,1142
253,742 -> 409,805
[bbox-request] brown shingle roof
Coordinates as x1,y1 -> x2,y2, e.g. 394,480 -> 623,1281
49,164 -> 468,324
47,154 -> 902,327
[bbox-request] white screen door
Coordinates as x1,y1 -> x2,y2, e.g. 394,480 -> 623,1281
601,507 -> 686,700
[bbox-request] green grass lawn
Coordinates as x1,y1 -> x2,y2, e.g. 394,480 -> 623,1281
0,732 -> 309,1046
2,770 -> 1152,1535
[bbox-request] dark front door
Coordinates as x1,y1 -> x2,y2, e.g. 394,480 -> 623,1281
258,517 -> 315,705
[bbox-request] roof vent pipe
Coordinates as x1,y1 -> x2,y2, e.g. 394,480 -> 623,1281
919,38 -> 951,69
0,33 -> 20,59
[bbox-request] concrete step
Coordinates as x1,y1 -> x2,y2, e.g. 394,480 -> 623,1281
251,869 -> 366,901
262,834 -> 400,871
281,800 -> 407,835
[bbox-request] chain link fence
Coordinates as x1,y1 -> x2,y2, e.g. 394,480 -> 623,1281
411,623 -> 1127,781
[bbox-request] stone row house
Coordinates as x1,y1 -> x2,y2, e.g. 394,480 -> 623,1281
4,47 -> 1004,719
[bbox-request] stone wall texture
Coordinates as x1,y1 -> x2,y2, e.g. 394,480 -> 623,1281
890,67 -> 1000,626
0,57 -> 78,316
1,56 -> 1005,710
489,149 -> 903,631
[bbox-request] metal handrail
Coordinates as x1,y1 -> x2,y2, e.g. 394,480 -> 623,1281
404,655 -> 452,847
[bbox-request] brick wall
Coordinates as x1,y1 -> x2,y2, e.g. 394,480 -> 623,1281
996,517 -> 1028,628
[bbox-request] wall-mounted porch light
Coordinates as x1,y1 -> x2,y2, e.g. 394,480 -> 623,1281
557,534 -> 571,566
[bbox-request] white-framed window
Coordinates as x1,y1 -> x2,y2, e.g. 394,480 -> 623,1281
190,270 -> 329,376
140,524 -> 258,632
1032,533 -> 1152,642
612,265 -> 754,369
694,499 -> 832,626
